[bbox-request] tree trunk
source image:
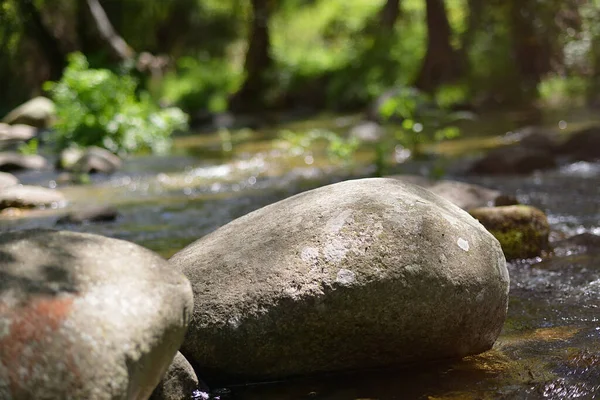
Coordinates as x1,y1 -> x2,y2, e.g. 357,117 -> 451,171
588,35 -> 600,108
508,0 -> 550,103
378,0 -> 401,30
17,0 -> 66,81
414,0 -> 462,93
229,0 -> 274,112
460,0 -> 484,60
84,0 -> 135,63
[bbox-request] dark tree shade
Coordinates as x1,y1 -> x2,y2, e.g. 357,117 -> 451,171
414,0 -> 463,92
230,0 -> 274,112
17,0 -> 66,81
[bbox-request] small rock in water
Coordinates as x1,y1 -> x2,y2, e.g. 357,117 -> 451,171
0,185 -> 65,209
0,152 -> 49,171
0,171 -> 18,189
150,352 -> 200,400
470,205 -> 550,260
57,205 -> 119,224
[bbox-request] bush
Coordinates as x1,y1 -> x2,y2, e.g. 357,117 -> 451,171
44,52 -> 188,154
159,56 -> 242,113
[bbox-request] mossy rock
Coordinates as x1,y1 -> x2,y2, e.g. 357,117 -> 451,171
469,205 -> 549,260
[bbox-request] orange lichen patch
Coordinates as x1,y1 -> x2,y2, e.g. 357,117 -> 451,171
501,326 -> 581,345
0,295 -> 76,396
458,349 -> 513,374
530,326 -> 580,341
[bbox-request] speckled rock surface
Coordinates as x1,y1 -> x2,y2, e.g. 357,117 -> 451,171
150,352 -> 199,400
469,205 -> 550,260
0,230 -> 194,400
0,185 -> 65,209
171,178 -> 509,383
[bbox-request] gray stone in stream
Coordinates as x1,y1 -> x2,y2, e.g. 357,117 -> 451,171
150,352 -> 200,400
0,123 -> 37,149
0,152 -> 49,172
558,126 -> 600,161
171,178 -> 509,382
348,121 -> 384,143
2,96 -> 56,128
388,175 -> 518,210
0,229 -> 194,400
57,205 -> 120,224
553,233 -> 600,257
468,146 -> 557,175
0,185 -> 65,209
60,146 -> 123,174
0,171 -> 18,189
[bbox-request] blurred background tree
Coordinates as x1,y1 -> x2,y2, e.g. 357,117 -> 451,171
1,0 -> 599,118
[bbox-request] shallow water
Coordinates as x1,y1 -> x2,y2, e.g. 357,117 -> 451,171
1,109 -> 600,399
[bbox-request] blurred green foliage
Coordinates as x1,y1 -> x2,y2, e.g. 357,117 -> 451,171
44,53 -> 188,154
160,56 -> 243,113
1,0 -> 600,120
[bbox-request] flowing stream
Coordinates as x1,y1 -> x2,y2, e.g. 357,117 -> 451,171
1,109 -> 599,399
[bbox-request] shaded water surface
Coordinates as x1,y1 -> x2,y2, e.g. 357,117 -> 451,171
1,110 -> 599,399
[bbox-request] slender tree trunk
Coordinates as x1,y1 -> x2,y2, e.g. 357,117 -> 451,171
414,0 -> 462,93
229,0 -> 274,112
588,35 -> 600,108
17,0 -> 65,81
378,0 -> 401,31
460,0 -> 484,60
84,0 -> 135,63
508,0 -> 550,103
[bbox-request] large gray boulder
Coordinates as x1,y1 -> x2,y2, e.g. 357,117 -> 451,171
0,230 -> 194,400
2,96 -> 56,128
171,178 -> 509,382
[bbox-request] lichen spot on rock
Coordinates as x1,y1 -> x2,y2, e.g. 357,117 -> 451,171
457,237 -> 470,252
335,269 -> 356,286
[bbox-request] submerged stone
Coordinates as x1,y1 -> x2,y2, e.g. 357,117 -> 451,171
171,178 -> 509,383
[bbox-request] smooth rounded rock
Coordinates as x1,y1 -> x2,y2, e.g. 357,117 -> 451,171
171,178 -> 509,382
0,229 -> 194,400
469,146 -> 557,175
558,126 -> 600,161
0,185 -> 65,209
0,172 -> 18,189
56,205 -> 120,225
0,152 -> 49,172
150,352 -> 200,400
0,123 -> 37,149
60,146 -> 123,174
469,205 -> 550,260
2,97 -> 56,128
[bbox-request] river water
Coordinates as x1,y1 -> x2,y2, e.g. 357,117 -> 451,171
1,110 -> 599,399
